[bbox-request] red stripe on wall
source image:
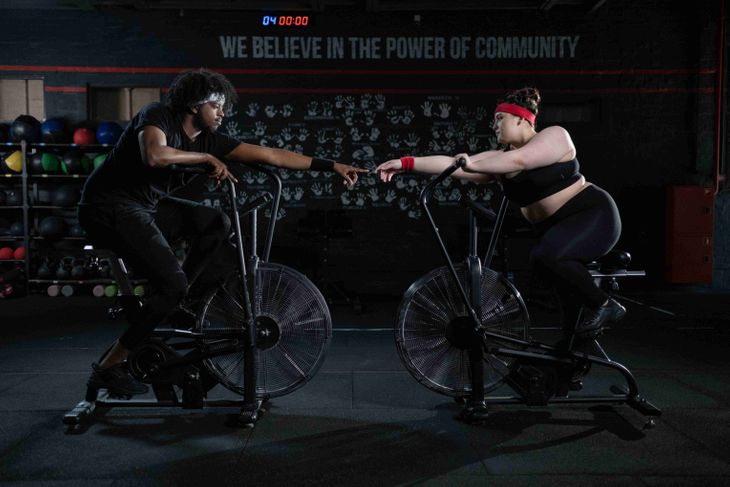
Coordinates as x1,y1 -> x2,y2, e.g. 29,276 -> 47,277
41,86 -> 715,95
0,65 -> 718,76
232,87 -> 715,94
44,86 -> 87,93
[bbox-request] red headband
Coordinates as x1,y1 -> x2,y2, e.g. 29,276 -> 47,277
494,103 -> 536,125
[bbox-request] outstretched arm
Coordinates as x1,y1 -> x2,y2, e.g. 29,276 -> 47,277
464,126 -> 575,174
225,143 -> 368,187
376,155 -> 491,183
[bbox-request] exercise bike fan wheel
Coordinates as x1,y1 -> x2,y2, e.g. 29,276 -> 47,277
395,265 -> 529,397
198,262 -> 332,398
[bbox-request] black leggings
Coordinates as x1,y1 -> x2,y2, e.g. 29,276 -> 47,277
529,184 -> 621,332
78,197 -> 237,349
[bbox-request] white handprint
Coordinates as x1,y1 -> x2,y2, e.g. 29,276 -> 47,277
467,136 -> 479,152
448,188 -> 461,201
316,129 -> 328,144
405,133 -> 420,148
352,127 -> 364,142
297,128 -> 309,142
281,104 -> 293,117
343,109 -> 354,127
320,101 -> 333,117
264,105 -> 277,118
369,127 -> 380,141
340,191 -> 352,205
363,110 -> 375,126
307,101 -> 318,116
294,187 -> 305,201
401,109 -> 414,125
374,94 -> 386,110
281,187 -> 292,201
311,183 -> 323,196
387,134 -> 400,148
398,197 -> 410,211
246,103 -> 259,117
281,128 -> 293,141
438,103 -> 451,119
367,188 -> 380,202
360,94 -> 372,109
254,121 -> 266,137
384,189 -> 397,203
421,101 -> 433,117
387,109 -> 401,124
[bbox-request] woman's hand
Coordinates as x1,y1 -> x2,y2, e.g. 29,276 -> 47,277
454,153 -> 473,172
375,159 -> 403,183
334,163 -> 369,188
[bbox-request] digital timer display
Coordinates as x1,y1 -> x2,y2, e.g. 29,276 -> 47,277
262,15 -> 310,27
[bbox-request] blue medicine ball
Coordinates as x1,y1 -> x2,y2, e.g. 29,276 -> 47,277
96,122 -> 123,145
40,118 -> 68,143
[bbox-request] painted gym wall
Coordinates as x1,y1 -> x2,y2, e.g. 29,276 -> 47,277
0,1 -> 722,294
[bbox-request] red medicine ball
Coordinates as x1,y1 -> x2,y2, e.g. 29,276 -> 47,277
0,247 -> 14,260
13,246 -> 25,260
73,127 -> 96,145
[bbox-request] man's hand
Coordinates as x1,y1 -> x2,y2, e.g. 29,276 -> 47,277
206,154 -> 238,183
333,163 -> 369,188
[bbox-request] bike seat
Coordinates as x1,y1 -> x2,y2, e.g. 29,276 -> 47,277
587,249 -> 631,273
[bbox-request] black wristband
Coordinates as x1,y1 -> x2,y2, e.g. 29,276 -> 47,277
310,157 -> 336,172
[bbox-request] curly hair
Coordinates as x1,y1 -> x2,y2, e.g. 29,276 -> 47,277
165,68 -> 238,114
498,86 -> 541,119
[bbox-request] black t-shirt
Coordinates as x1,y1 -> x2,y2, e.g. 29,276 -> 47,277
81,102 -> 240,208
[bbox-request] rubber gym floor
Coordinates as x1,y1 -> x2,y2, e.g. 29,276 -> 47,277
1,287 -> 729,486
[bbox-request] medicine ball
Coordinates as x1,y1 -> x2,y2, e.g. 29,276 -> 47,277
96,121 -> 123,145
80,154 -> 92,173
0,247 -> 13,260
38,216 -> 66,238
9,221 -> 24,236
69,223 -> 86,237
5,189 -> 22,206
28,152 -> 44,174
92,153 -> 108,170
41,153 -> 61,174
11,115 -> 41,143
73,127 -> 95,145
13,246 -> 25,260
51,185 -> 80,207
61,151 -> 83,175
40,118 -> 68,143
2,151 -> 23,173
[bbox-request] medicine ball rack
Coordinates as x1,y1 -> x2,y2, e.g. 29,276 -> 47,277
1,140 -> 121,297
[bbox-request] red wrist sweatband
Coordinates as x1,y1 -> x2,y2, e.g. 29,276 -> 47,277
400,156 -> 415,172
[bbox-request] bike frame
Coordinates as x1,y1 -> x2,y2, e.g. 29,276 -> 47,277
418,160 -> 660,420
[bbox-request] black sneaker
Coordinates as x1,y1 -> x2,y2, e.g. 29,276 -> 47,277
575,298 -> 627,338
87,362 -> 149,396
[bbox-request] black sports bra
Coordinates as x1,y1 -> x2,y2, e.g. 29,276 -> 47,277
500,157 -> 582,207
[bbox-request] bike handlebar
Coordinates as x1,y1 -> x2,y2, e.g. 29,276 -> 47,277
419,157 -> 466,209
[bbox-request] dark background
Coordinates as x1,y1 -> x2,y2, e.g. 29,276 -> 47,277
0,0 -> 725,297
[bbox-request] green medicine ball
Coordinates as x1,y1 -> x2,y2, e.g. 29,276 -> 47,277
41,153 -> 61,174
92,153 -> 108,170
